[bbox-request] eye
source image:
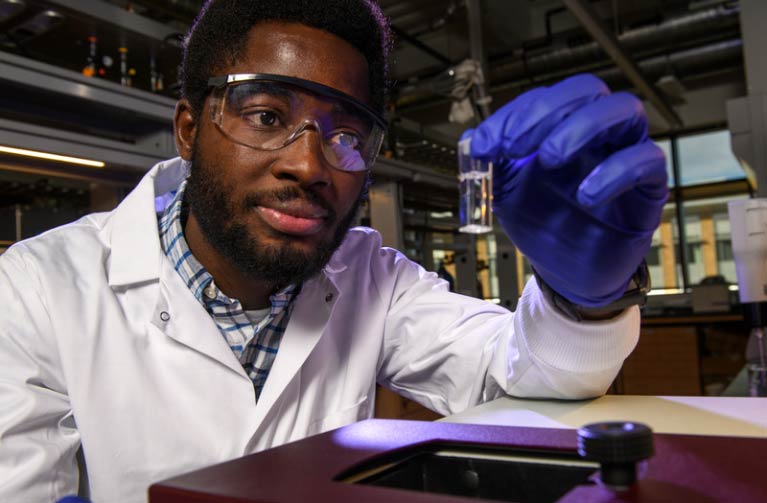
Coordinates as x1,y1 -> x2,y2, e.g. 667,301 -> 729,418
238,108 -> 286,130
243,110 -> 281,127
258,111 -> 277,126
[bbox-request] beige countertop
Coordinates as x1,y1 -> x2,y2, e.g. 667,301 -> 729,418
442,395 -> 767,437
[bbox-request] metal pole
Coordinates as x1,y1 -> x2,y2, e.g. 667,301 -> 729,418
670,138 -> 690,290
466,0 -> 492,120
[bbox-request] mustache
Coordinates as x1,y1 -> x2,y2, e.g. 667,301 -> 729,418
242,186 -> 336,219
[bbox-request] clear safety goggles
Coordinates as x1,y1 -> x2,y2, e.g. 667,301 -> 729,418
207,73 -> 387,172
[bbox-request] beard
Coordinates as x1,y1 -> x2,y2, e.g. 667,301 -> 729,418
184,148 -> 364,288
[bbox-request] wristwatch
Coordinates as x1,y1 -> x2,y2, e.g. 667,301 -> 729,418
533,260 -> 651,322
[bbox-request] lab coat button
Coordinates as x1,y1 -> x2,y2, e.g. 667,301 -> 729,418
160,311 -> 170,322
325,293 -> 333,303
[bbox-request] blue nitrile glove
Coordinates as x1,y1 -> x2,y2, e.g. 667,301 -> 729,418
466,74 -> 668,308
56,497 -> 91,503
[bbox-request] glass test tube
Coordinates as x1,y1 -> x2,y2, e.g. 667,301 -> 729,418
457,137 -> 493,234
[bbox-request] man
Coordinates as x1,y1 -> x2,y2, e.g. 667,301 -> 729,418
0,0 -> 668,501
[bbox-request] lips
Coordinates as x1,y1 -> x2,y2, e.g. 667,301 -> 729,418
255,200 -> 329,236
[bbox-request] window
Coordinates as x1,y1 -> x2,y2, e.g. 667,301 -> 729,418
677,130 -> 746,186
645,130 -> 749,292
714,212 -> 736,283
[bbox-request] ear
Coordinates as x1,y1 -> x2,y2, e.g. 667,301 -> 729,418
174,98 -> 198,161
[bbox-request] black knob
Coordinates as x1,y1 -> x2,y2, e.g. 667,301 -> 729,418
577,421 -> 654,490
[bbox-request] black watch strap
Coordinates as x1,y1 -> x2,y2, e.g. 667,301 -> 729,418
533,260 -> 651,322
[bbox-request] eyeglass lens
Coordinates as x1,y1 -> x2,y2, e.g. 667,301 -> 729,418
215,81 -> 382,172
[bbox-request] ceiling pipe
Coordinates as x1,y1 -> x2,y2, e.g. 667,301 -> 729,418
390,24 -> 452,66
491,3 -> 740,86
595,39 -> 743,90
373,156 -> 459,191
562,0 -> 683,128
400,37 -> 743,124
412,0 -> 466,38
395,4 -> 739,113
482,38 -> 744,97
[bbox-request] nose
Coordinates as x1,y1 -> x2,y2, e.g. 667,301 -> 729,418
270,122 -> 332,188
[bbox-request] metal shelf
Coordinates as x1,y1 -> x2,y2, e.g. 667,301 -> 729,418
0,50 -> 176,122
0,0 -> 183,173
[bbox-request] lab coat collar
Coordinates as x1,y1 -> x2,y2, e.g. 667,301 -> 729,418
107,154 -> 350,364
108,157 -> 188,288
151,252 -> 251,380
247,271 -> 341,443
107,157 -> 355,434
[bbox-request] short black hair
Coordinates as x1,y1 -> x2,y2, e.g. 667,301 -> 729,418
181,0 -> 392,121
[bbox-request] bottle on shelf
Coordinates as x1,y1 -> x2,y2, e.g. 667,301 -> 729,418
149,53 -> 164,93
82,36 -> 98,77
82,36 -> 110,78
118,46 -> 133,87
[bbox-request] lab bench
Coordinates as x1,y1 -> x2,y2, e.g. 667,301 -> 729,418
441,394 -> 767,438
612,313 -> 748,396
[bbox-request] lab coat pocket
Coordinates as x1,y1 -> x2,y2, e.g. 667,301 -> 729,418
306,395 -> 370,436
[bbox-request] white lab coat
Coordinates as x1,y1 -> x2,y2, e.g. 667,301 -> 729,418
0,157 -> 640,503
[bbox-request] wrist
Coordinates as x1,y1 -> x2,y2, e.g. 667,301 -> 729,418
534,261 -> 650,322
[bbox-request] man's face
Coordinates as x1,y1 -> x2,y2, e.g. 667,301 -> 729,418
181,22 -> 372,286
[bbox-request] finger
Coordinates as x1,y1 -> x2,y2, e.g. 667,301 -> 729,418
492,156 -> 529,199
576,141 -> 668,208
469,87 -> 547,159
471,74 -> 609,161
539,92 -> 648,169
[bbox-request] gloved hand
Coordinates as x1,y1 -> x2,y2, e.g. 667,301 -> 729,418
466,74 -> 668,308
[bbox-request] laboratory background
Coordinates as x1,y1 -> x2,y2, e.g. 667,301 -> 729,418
0,0 -> 765,420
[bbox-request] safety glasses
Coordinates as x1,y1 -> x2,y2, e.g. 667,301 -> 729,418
207,73 -> 387,172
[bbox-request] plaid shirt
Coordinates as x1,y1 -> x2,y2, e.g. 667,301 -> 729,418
158,181 -> 297,399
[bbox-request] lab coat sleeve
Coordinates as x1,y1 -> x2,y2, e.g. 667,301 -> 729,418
0,245 -> 80,502
374,248 -> 640,416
